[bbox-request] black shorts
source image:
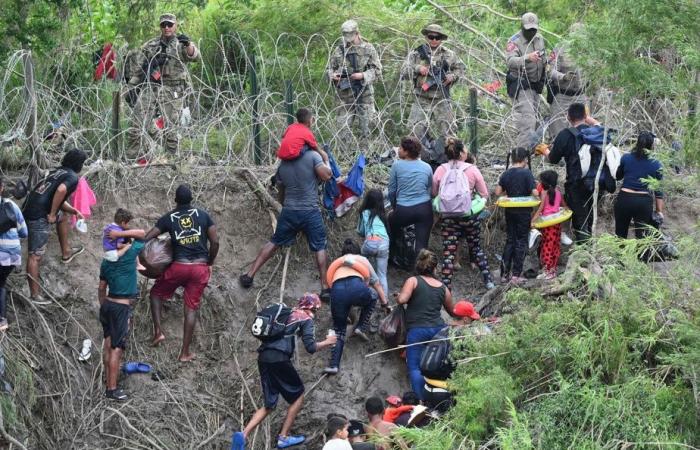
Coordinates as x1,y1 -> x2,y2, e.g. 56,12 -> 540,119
258,359 -> 305,409
99,301 -> 131,350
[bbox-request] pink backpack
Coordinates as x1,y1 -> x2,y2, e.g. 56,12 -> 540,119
438,161 -> 472,217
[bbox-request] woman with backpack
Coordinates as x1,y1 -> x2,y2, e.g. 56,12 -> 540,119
387,136 -> 433,267
432,138 -> 494,290
395,249 -> 456,398
614,131 -> 664,239
0,178 -> 28,331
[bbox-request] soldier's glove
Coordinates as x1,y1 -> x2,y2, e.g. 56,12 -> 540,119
177,34 -> 191,47
534,143 -> 549,156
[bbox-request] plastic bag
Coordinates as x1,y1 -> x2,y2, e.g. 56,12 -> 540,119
138,238 -> 173,279
379,306 -> 407,348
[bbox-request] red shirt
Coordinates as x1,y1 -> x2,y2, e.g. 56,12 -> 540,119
277,123 -> 318,160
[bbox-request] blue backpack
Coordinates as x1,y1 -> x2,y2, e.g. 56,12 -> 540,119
570,126 -> 617,194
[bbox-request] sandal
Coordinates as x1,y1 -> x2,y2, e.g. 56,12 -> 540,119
62,246 -> 85,264
122,362 -> 152,374
239,274 -> 254,288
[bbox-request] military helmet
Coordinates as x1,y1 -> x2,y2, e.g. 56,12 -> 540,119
421,24 -> 448,39
341,20 -> 359,34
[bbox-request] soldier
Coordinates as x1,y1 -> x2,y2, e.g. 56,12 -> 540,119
402,24 -> 464,142
547,23 -> 587,139
506,12 -> 546,149
126,13 -> 200,160
327,20 -> 382,153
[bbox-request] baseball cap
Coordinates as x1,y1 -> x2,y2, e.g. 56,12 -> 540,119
453,300 -> 481,320
348,420 -> 365,437
521,12 -> 539,30
160,13 -> 177,24
385,395 -> 402,407
341,20 -> 359,34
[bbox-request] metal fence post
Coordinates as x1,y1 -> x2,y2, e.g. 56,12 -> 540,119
285,80 -> 294,125
250,53 -> 261,164
469,88 -> 478,156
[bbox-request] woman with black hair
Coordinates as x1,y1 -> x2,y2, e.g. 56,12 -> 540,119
614,131 -> 664,239
0,178 -> 28,330
387,136 -> 433,267
357,189 -> 390,296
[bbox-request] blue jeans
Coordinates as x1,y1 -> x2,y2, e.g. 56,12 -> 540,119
329,277 -> 377,369
406,326 -> 445,399
361,238 -> 389,296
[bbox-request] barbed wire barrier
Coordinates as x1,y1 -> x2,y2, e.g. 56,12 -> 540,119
0,26 -> 689,184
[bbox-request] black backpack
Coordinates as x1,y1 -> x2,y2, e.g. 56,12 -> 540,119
251,303 -> 292,341
419,328 -> 455,380
0,199 -> 18,234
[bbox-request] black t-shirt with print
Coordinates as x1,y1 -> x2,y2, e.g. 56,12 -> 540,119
23,168 -> 79,220
498,167 -> 536,214
155,205 -> 214,262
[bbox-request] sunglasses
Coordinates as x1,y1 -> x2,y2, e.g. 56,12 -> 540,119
160,22 -> 175,29
426,34 -> 444,41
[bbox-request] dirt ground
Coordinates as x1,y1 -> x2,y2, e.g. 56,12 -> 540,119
0,162 -> 697,449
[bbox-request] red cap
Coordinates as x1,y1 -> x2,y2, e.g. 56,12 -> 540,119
385,395 -> 402,407
453,300 -> 480,320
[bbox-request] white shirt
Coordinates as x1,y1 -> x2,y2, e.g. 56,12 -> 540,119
323,438 -> 353,450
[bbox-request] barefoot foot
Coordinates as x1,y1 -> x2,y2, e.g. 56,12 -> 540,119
178,353 -> 196,362
152,334 -> 165,347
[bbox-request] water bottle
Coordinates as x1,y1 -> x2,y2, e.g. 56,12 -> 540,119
327,329 -> 336,348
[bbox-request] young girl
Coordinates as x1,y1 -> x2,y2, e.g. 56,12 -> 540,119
322,416 -> 352,450
531,170 -> 567,280
495,148 -> 538,284
357,189 -> 389,296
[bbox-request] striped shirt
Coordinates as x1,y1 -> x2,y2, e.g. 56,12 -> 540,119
0,198 -> 28,266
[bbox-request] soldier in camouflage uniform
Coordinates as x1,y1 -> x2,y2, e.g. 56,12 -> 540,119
547,23 -> 587,139
506,12 -> 546,149
327,20 -> 382,153
126,13 -> 200,159
402,24 -> 465,142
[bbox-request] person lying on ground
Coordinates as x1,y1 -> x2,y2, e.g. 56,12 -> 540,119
231,293 -> 337,450
348,420 -> 376,450
144,184 -> 219,362
325,238 -> 390,375
0,177 -> 28,331
24,149 -> 87,305
240,112 -> 333,300
323,416 -> 353,450
395,249 -> 455,399
277,108 -> 329,162
365,396 -> 397,450
97,220 -> 145,401
385,391 -> 421,427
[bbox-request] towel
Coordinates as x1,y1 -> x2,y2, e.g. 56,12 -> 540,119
71,177 -> 97,226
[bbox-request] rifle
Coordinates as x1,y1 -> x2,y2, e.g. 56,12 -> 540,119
336,47 -> 365,99
416,44 -> 451,98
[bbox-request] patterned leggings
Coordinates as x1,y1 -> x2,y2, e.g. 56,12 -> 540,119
539,224 -> 561,273
440,216 -> 493,288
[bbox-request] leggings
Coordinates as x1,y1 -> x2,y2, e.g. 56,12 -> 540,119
0,265 -> 12,318
614,191 -> 653,239
501,210 -> 530,277
539,224 -> 561,273
389,201 -> 433,259
439,216 -> 493,288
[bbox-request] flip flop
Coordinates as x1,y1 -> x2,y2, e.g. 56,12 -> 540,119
122,362 -> 152,374
231,431 -> 246,450
62,246 -> 85,264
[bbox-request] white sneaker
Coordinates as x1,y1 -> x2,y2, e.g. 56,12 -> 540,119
561,232 -> 573,246
78,338 -> 92,362
528,229 -> 541,249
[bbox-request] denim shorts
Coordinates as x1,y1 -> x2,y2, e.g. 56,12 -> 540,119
271,208 -> 327,252
27,218 -> 51,256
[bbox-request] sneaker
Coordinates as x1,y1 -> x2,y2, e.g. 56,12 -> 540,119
0,318 -> 8,332
561,232 -> 573,246
277,434 -> 305,448
30,295 -> 51,306
61,246 -> 85,264
353,328 -> 370,342
105,388 -> 128,401
320,288 -> 331,303
510,276 -> 527,285
239,274 -> 253,288
323,366 -> 339,375
231,431 -> 246,450
485,282 -> 495,290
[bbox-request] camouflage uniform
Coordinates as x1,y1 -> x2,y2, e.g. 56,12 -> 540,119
327,31 -> 382,152
402,27 -> 465,141
547,43 -> 587,139
506,14 -> 546,148
126,33 -> 199,158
